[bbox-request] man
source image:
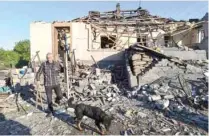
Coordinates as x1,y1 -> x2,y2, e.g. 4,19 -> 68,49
35,53 -> 64,117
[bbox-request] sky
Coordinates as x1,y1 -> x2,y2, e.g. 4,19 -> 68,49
0,1 -> 208,50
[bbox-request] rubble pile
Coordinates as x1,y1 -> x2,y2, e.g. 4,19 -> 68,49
123,73 -> 208,132
0,55 -> 208,135
136,80 -> 208,111
59,66 -> 123,107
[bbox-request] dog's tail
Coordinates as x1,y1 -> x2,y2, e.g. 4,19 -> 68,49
67,97 -> 76,108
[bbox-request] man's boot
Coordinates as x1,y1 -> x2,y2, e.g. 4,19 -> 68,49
46,103 -> 55,117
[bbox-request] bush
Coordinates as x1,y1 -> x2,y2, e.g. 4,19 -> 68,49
0,39 -> 30,69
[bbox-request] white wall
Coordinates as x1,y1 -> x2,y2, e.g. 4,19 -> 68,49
71,23 -> 169,62
147,29 -> 166,47
71,22 -> 123,62
30,22 -> 52,61
31,21 -> 205,62
172,29 -> 199,47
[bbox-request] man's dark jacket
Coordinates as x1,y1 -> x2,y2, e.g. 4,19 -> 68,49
36,61 -> 60,86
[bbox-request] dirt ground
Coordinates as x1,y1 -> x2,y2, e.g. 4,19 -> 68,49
0,93 -> 208,135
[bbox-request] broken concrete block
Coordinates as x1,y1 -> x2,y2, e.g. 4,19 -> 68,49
106,93 -> 112,98
137,112 -> 147,118
87,91 -> 93,96
101,88 -> 107,93
141,84 -> 149,91
155,99 -> 169,110
152,84 -> 160,89
108,107 -> 114,112
112,93 -> 116,97
170,119 -> 178,125
100,97 -> 105,105
186,64 -> 203,73
95,68 -> 101,76
78,80 -> 88,87
111,84 -> 120,92
117,113 -> 125,121
175,132 -> 181,135
142,91 -> 147,95
172,105 -> 184,113
107,97 -> 112,101
124,110 -> 133,118
163,95 -> 174,99
148,95 -> 162,101
162,128 -> 171,132
27,112 -> 33,117
131,90 -> 138,96
89,84 -> 96,90
74,86 -> 83,94
111,98 -> 116,102
92,90 -> 97,96
158,85 -> 169,93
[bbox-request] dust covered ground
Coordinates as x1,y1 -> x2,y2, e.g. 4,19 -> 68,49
0,59 -> 208,135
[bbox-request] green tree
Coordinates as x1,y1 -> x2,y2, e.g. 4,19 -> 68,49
13,40 -> 30,67
0,48 -> 20,68
14,40 -> 30,61
0,39 -> 30,69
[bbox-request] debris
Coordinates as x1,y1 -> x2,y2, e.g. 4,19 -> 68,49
155,99 -> 169,110
148,95 -> 162,102
67,108 -> 75,113
186,64 -> 203,73
89,84 -> 96,90
55,109 -> 66,114
162,128 -> 171,132
137,112 -> 147,118
163,95 -> 174,99
124,110 -> 133,118
170,119 -> 178,125
27,112 -> 33,117
95,68 -> 101,76
158,85 -> 170,93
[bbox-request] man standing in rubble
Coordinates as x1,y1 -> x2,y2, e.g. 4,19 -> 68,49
35,53 -> 64,117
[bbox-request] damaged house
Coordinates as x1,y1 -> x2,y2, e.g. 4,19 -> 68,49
30,3 -> 208,88
1,4 -> 208,135
30,4 -> 208,64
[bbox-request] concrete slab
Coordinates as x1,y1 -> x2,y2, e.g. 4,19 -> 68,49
163,50 -> 207,60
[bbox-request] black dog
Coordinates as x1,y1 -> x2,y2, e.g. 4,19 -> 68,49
67,97 -> 114,135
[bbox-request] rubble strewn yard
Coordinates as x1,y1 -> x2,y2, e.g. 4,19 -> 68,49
0,2 -> 208,135
0,52 -> 208,135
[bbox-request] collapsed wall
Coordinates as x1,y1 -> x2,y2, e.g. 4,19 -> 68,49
125,43 -> 208,88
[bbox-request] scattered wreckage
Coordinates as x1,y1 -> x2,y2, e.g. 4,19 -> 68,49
0,39 -> 209,135
0,3 -> 208,134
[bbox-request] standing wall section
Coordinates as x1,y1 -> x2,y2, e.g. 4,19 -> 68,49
30,22 -> 52,61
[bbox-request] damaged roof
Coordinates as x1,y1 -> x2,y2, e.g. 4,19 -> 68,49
72,3 -> 204,35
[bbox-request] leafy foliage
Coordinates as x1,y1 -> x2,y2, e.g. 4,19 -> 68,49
0,40 -> 30,69
14,40 -> 30,61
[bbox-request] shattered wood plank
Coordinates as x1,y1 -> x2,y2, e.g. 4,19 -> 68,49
178,74 -> 191,98
170,21 -> 204,36
91,55 -> 100,69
